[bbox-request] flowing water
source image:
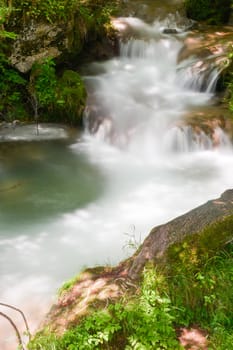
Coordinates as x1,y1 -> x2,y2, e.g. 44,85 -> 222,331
1,5 -> 233,350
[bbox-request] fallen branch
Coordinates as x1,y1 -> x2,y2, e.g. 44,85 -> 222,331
0,302 -> 31,339
0,311 -> 25,350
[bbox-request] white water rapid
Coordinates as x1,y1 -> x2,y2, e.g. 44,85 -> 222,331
1,13 -> 233,350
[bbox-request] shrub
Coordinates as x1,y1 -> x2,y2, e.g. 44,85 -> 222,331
28,60 -> 86,125
0,51 -> 27,121
28,241 -> 233,350
55,70 -> 87,125
29,266 -> 181,350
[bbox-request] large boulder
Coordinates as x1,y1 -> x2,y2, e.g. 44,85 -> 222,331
128,190 -> 233,279
7,6 -> 118,73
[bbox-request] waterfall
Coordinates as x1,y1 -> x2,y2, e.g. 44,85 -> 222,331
176,55 -> 227,93
163,125 -> 232,153
163,126 -> 212,152
84,16 -> 231,153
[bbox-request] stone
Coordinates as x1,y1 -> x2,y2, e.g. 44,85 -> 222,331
128,190 -> 233,279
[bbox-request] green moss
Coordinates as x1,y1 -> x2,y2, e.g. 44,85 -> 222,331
185,0 -> 231,24
165,215 -> 233,327
166,215 -> 233,269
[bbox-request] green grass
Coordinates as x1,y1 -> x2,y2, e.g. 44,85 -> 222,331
28,238 -> 233,349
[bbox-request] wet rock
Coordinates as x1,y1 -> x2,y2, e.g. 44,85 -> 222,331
163,28 -> 178,34
9,20 -> 71,73
183,103 -> 233,142
177,25 -> 233,85
8,13 -> 118,73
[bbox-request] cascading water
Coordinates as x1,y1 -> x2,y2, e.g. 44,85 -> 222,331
176,55 -> 226,93
84,16 -> 231,154
1,10 -> 233,350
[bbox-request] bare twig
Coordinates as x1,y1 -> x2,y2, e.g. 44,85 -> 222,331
0,311 -> 25,350
0,303 -> 31,340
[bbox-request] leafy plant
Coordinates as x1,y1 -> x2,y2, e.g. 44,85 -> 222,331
29,266 -> 181,350
11,0 -> 78,23
28,58 -> 57,128
0,4 -> 17,39
167,233 -> 233,328
55,70 -> 87,125
0,51 -> 27,121
28,60 -> 86,125
28,240 -> 233,350
208,326 -> 233,350
58,274 -> 80,297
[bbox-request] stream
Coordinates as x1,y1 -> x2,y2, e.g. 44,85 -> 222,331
1,2 -> 233,349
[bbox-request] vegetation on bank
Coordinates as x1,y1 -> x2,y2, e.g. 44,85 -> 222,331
28,60 -> 86,125
0,0 -> 118,125
184,0 -> 232,24
28,216 -> 233,350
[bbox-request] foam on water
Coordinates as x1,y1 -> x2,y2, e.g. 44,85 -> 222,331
0,124 -> 68,142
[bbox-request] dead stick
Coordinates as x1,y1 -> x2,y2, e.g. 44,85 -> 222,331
0,303 -> 31,339
0,311 -> 25,350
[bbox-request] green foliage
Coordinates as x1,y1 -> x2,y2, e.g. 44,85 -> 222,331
30,58 -> 57,109
55,70 -> 86,125
0,51 -> 27,121
11,0 -> 77,23
0,4 -> 17,38
165,216 -> 233,340
29,266 -> 181,350
121,267 -> 180,350
226,52 -> 233,113
28,58 -> 57,124
208,326 -> 233,350
9,0 -> 116,25
58,274 -> 80,297
28,236 -> 233,350
185,0 -> 231,24
28,330 -> 58,350
29,60 -> 86,125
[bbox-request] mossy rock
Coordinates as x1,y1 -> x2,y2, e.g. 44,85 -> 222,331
128,190 -> 233,279
185,0 -> 231,24
167,215 -> 233,270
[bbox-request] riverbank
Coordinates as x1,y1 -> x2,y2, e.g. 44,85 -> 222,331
29,191 -> 233,349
